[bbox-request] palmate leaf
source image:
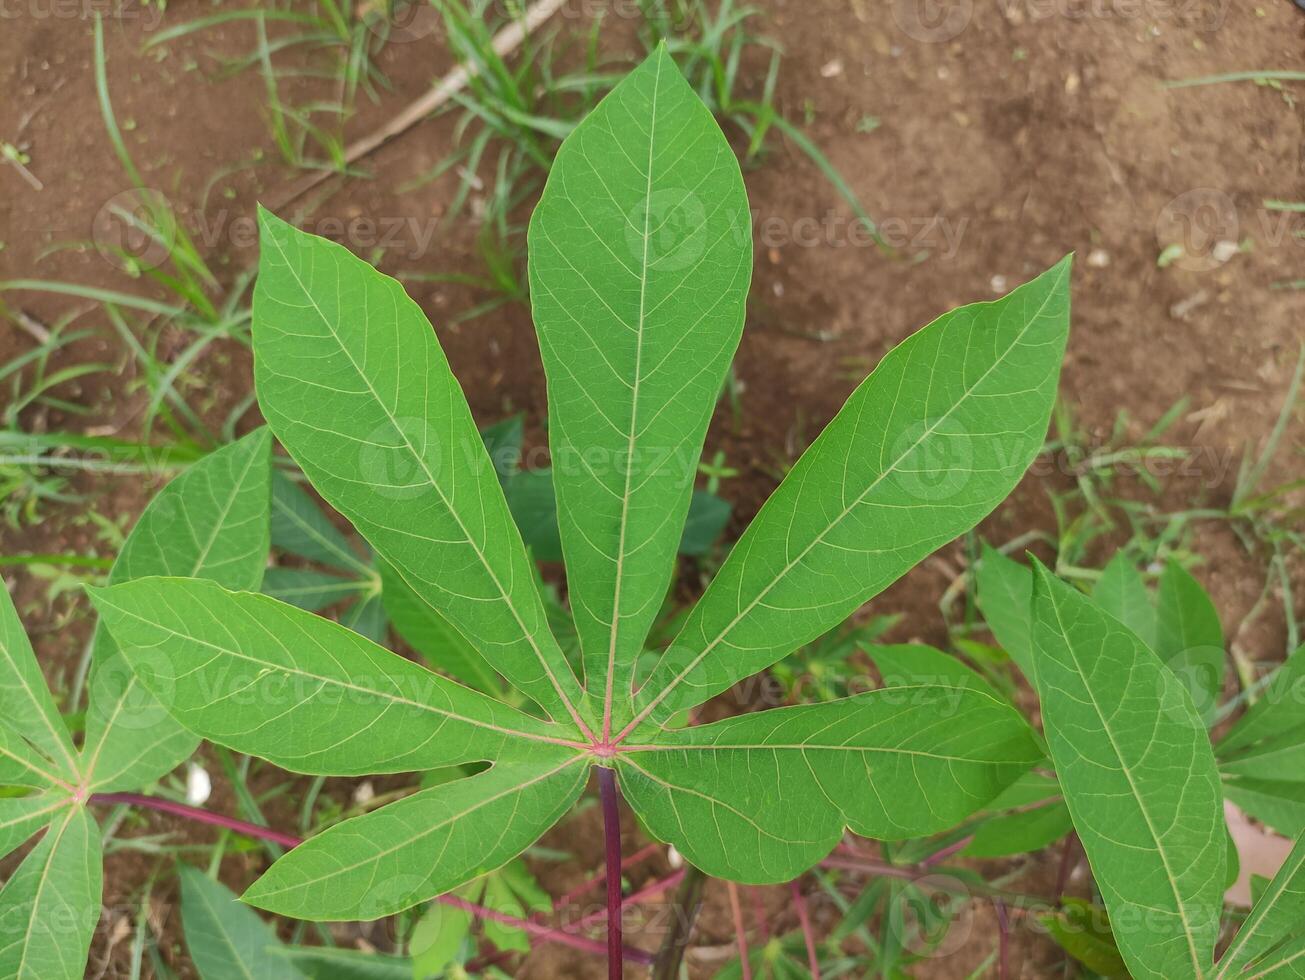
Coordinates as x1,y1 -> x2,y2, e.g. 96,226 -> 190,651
1030,561 -> 1225,980
92,47 -> 1067,924
80,427 -> 272,792
0,432 -> 270,979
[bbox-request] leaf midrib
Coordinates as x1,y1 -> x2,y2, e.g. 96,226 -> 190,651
600,51 -> 663,742
625,269 -> 1066,736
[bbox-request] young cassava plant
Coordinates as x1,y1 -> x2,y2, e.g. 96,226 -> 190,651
89,46 -> 1071,973
0,430 -> 272,978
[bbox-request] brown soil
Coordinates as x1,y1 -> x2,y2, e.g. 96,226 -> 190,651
2,0 -> 1303,977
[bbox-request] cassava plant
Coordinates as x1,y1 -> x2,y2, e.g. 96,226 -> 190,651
0,430 -> 272,978
86,46 -> 1075,974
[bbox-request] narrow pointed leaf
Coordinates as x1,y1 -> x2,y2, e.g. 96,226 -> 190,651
1219,644 -> 1305,756
0,583 -> 77,779
1224,778 -> 1305,838
1217,832 -> 1305,978
528,43 -> 751,733
179,865 -> 303,980
89,578 -> 581,775
244,752 -> 587,920
253,208 -> 588,736
270,468 -> 369,574
975,544 -> 1035,678
0,806 -> 102,980
81,427 -> 272,791
628,257 -> 1071,731
616,687 -> 1039,882
1031,562 -> 1224,980
1092,552 -> 1157,649
1155,562 -> 1225,725
263,567 -> 369,611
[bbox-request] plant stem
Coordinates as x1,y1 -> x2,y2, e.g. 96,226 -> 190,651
88,791 -> 657,965
727,881 -> 752,980
89,792 -> 302,848
597,766 -> 624,980
791,879 -> 821,979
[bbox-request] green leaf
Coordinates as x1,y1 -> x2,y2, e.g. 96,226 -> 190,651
480,414 -> 523,485
528,42 -> 752,736
678,490 -> 731,557
89,578 -> 583,775
963,800 -> 1072,858
1155,561 -> 1225,725
975,544 -> 1035,679
80,427 -> 272,792
410,898 -> 471,976
0,806 -> 102,980
627,256 -> 1071,732
1216,832 -> 1305,978
1041,898 -> 1129,978
253,207 -> 589,737
179,864 -> 303,980
264,567 -> 369,611
1030,561 -> 1224,980
270,469 -> 370,575
243,752 -> 587,920
616,687 -> 1039,882
1220,644 -> 1305,755
1224,778 -> 1305,838
867,643 -> 1005,702
0,580 -> 77,780
0,795 -> 73,860
276,946 -> 412,980
0,723 -> 63,792
1092,552 -> 1157,649
379,559 -> 500,696
504,469 -> 565,562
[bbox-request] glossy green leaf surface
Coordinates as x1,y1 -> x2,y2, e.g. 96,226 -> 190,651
0,807 -> 102,980
528,43 -> 751,736
628,256 -> 1071,732
1031,562 -> 1224,980
244,752 -> 586,920
253,207 -> 589,736
81,427 -> 272,792
180,865 -> 302,980
89,578 -> 580,775
616,687 -> 1040,882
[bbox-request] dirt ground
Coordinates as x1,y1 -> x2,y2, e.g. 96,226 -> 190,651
2,0 -> 1303,976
